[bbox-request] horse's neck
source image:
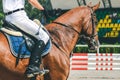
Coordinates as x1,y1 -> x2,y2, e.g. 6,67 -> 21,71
46,8 -> 83,54
47,22 -> 79,54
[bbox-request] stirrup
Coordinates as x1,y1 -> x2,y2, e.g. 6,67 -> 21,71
26,69 -> 49,78
26,71 -> 40,78
39,69 -> 49,76
25,66 -> 49,78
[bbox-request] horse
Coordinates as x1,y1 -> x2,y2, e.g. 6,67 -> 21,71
0,2 -> 100,80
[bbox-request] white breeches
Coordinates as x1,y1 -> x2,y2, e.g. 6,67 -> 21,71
5,10 -> 49,44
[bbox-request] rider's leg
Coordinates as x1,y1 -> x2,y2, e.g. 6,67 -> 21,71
25,40 -> 49,78
5,11 -> 50,77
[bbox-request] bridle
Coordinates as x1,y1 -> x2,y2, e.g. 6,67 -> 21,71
52,6 -> 97,43
80,6 -> 98,42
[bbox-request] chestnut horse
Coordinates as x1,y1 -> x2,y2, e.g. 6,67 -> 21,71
0,2 -> 100,80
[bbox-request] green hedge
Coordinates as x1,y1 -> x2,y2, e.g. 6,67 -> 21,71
74,45 -> 120,53
0,13 -> 4,27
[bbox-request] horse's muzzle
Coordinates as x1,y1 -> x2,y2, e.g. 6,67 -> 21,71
88,39 -> 99,51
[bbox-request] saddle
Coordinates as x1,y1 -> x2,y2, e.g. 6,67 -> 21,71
0,19 -> 52,58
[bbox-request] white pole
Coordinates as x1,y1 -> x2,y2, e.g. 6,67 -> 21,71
97,40 -> 100,54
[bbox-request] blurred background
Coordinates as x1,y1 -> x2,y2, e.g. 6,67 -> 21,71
0,0 -> 120,53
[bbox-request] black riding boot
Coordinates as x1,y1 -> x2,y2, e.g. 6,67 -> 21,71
25,40 -> 49,78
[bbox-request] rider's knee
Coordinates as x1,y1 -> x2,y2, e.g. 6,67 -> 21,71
42,33 -> 49,44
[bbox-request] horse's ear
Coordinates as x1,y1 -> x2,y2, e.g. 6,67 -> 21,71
87,2 -> 92,7
92,1 -> 100,11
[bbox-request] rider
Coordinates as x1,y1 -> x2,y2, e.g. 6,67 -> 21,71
2,0 -> 49,78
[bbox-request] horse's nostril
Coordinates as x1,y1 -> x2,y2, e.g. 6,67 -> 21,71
88,40 -> 97,51
89,46 -> 96,50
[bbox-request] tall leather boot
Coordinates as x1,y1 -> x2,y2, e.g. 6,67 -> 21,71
25,40 -> 49,78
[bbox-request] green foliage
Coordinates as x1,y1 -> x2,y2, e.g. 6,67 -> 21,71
25,0 -> 52,20
74,45 -> 120,53
0,0 -> 53,25
0,13 -> 4,27
0,0 -> 4,27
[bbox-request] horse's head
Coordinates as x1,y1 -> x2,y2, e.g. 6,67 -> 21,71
46,2 -> 100,53
80,2 -> 100,51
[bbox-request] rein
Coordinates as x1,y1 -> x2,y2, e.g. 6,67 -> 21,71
52,21 -> 80,58
52,21 -> 80,35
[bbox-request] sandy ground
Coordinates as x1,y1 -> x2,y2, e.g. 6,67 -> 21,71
68,53 -> 120,80
68,70 -> 120,80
